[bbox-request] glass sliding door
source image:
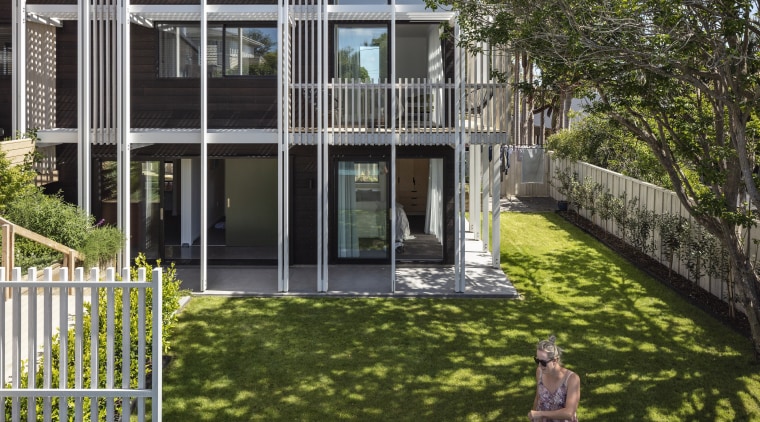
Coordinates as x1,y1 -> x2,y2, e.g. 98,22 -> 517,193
337,160 -> 389,259
131,161 -> 163,259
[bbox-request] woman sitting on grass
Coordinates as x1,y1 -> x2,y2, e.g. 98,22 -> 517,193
528,334 -> 580,422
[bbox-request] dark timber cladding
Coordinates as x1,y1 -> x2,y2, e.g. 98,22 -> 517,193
291,146 -> 318,265
56,23 -> 278,129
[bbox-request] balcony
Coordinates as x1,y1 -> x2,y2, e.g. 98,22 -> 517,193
289,78 -> 508,146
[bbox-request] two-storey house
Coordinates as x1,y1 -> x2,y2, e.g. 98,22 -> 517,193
1,0 -> 510,292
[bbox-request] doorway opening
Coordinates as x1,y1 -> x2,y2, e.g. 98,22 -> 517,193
395,157 -> 443,262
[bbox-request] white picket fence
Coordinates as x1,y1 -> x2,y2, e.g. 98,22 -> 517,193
547,154 -> 758,304
1,266 -> 162,422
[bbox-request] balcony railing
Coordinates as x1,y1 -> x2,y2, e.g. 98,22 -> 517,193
289,78 -> 507,137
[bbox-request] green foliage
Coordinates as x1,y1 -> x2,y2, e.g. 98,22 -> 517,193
0,149 -> 37,214
4,190 -> 94,249
129,253 -> 186,354
3,190 -> 94,269
681,222 -> 716,285
625,198 -> 657,256
551,168 -> 601,214
658,213 -> 689,274
80,226 -> 125,269
547,114 -> 672,188
3,254 -> 185,420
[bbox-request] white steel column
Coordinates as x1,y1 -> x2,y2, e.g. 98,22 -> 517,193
78,0 -> 92,212
454,22 -> 466,293
200,0 -> 208,291
117,0 -> 131,268
390,0 -> 396,292
318,0 -> 329,292
11,0 -> 26,136
278,0 -> 290,292
480,145 -> 489,252
491,145 -> 500,268
471,144 -> 481,238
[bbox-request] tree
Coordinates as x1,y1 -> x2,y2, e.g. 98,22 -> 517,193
428,0 -> 760,357
0,148 -> 37,214
547,113 -> 671,188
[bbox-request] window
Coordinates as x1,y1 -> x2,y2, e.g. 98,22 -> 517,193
157,24 -> 201,78
335,25 -> 388,82
0,25 -> 11,76
157,23 -> 278,78
216,25 -> 278,77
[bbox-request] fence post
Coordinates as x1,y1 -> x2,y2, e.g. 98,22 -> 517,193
2,223 -> 14,299
152,267 -> 163,421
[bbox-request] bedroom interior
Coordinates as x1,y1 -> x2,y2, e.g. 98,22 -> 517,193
395,158 -> 443,262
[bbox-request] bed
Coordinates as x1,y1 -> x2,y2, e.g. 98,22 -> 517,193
395,202 -> 414,252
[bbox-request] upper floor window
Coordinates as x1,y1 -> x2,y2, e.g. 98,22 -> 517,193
334,25 -> 388,82
158,24 -> 201,78
212,25 -> 278,77
1,26 -> 11,76
157,23 -> 278,78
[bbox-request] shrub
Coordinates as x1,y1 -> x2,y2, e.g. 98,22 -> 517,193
3,190 -> 124,271
4,190 -> 93,250
0,149 -> 37,214
80,226 -> 125,269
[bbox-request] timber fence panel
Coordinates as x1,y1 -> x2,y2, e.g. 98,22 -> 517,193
0,266 -> 162,422
546,153 -> 743,313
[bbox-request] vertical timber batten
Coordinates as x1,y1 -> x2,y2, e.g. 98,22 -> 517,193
318,0 -> 329,292
78,0 -> 92,212
278,0 -> 289,292
12,0 -> 26,136
117,0 -> 131,268
454,21 -> 466,293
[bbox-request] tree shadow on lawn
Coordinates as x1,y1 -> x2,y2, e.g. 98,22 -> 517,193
160,213 -> 760,421
501,212 -> 760,420
163,297 -> 541,421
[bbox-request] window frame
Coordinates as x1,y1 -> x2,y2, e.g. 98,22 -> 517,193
156,21 -> 279,79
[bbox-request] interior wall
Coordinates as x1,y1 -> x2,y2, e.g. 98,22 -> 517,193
395,26 -> 428,79
225,158 -> 278,247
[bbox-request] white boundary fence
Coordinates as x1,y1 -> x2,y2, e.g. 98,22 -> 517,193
547,154 -> 758,306
1,266 -> 162,422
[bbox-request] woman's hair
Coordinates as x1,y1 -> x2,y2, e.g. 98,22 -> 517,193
537,334 -> 563,362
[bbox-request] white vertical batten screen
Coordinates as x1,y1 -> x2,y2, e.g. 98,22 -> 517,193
78,0 -> 91,213
12,0 -> 26,136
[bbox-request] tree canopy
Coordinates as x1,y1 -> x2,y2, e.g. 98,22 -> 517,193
427,0 -> 760,357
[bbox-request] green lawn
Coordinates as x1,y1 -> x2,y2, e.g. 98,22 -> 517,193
161,212 -> 760,421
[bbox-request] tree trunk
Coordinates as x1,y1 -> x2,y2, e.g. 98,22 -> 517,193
733,257 -> 760,359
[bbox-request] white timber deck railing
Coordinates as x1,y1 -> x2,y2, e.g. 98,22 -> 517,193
289,78 -> 508,145
1,266 -> 162,422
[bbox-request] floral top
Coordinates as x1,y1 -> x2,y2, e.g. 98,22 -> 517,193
536,369 -> 578,422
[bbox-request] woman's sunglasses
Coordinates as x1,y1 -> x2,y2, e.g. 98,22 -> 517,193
534,357 -> 553,367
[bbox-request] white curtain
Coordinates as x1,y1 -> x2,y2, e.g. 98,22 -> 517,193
425,158 -> 444,242
338,162 -> 359,257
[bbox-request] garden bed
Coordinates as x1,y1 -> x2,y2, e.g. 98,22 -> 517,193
557,209 -> 751,338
